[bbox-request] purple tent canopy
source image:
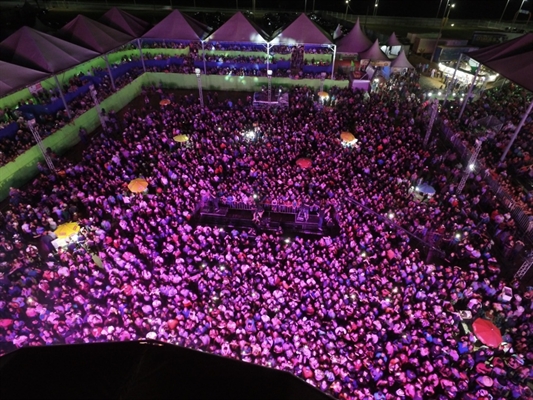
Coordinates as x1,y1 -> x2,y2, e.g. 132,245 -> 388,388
206,12 -> 267,44
0,26 -> 99,73
99,8 -> 150,37
359,39 -> 389,62
336,18 -> 372,54
60,15 -> 133,54
0,60 -> 49,97
270,13 -> 332,46
466,33 -> 533,93
143,10 -> 210,41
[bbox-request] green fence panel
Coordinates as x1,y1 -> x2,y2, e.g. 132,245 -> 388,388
0,88 -> 33,110
0,75 -> 146,201
142,48 -> 190,57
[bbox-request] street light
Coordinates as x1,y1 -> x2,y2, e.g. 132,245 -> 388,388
513,0 -> 528,23
344,0 -> 350,20
267,69 -> 273,104
436,0 -> 444,18
195,68 -> 204,108
443,3 -> 455,26
500,0 -> 511,22
373,0 -> 379,16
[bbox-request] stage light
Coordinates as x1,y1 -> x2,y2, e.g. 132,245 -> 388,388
285,238 -> 290,243
361,251 -> 366,257
468,163 -> 475,171
388,212 -> 394,219
455,233 -> 461,239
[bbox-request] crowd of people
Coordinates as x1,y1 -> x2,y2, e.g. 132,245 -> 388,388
0,47 -> 343,167
442,83 -> 533,216
0,72 -> 532,400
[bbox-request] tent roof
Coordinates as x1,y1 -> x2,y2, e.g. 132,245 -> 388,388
387,32 -> 402,47
143,9 -> 210,41
270,13 -> 332,45
390,49 -> 415,69
466,33 -> 533,92
0,26 -> 99,73
336,18 -> 372,53
0,60 -> 49,97
99,7 -> 150,37
359,39 -> 389,61
206,12 -> 267,43
60,15 -> 133,54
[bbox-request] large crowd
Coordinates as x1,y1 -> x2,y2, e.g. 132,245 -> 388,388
0,45 -> 341,167
0,72 -> 532,400
442,83 -> 533,215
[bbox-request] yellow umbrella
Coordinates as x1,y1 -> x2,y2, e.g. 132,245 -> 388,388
173,134 -> 189,143
341,132 -> 355,143
318,91 -> 329,99
159,99 -> 171,106
54,222 -> 80,240
128,178 -> 148,193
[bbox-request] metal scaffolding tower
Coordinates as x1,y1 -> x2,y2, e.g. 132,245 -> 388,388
27,119 -> 56,173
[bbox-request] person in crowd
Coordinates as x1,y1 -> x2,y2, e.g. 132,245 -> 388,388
0,75 -> 531,400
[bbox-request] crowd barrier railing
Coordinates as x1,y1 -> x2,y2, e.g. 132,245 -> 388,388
439,122 -> 533,243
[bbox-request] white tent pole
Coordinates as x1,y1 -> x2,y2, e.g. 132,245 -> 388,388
266,43 -> 270,71
53,75 -> 72,119
500,99 -> 533,162
201,41 -> 207,75
331,44 -> 336,80
458,65 -> 480,120
442,53 -> 462,107
104,54 -> 116,91
137,39 -> 146,72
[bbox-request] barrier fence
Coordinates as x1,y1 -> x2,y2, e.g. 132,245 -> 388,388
438,122 -> 533,244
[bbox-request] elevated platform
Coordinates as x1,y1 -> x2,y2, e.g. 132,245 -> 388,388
194,205 -> 339,237
253,92 -> 289,109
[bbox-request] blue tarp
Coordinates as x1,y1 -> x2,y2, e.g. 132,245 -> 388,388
0,122 -> 19,140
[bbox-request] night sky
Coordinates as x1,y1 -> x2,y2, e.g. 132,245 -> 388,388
190,0 -> 532,20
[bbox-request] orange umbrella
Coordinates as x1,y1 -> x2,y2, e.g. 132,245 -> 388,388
341,132 -> 355,143
128,178 -> 148,193
54,222 -> 80,240
472,318 -> 503,348
173,134 -> 189,143
296,158 -> 312,169
159,99 -> 171,106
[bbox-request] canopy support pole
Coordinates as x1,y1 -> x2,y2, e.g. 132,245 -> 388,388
266,43 -> 270,71
442,53 -> 462,108
500,99 -> 533,162
104,54 -> 116,91
201,41 -> 207,75
53,75 -> 72,120
331,44 -> 336,80
458,65 -> 480,120
137,39 -> 146,72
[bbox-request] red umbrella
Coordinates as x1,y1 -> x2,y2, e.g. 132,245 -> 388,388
296,158 -> 312,169
473,318 -> 503,348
